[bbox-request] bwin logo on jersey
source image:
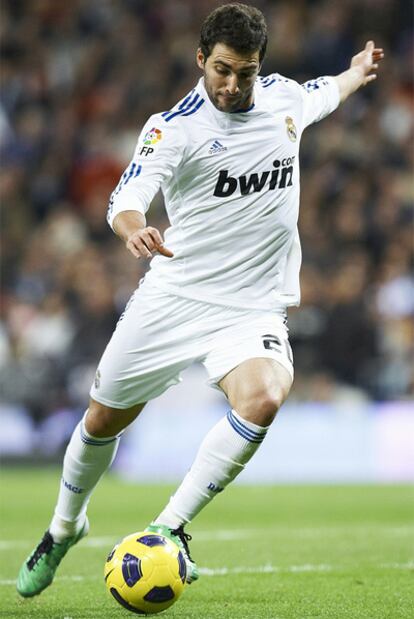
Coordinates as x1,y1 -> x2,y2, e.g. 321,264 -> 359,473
213,157 -> 295,197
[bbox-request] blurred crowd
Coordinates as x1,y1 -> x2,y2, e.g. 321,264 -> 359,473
1,0 -> 413,426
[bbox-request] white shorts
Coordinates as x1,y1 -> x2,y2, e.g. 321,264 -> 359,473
90,283 -> 293,409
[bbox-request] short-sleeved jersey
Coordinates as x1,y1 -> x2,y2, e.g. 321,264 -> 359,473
108,74 -> 339,310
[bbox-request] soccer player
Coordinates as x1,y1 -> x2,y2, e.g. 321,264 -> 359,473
17,3 -> 383,597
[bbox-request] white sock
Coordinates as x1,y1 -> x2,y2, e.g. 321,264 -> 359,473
49,413 -> 120,542
154,410 -> 269,528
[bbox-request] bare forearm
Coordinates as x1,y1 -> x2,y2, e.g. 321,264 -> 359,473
334,66 -> 365,103
113,210 -> 146,242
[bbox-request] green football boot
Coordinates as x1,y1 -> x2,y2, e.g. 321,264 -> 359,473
16,518 -> 89,598
145,523 -> 199,583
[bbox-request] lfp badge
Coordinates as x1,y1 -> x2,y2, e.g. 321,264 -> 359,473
139,127 -> 163,157
144,127 -> 163,145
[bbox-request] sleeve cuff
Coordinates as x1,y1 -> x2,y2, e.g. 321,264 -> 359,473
107,192 -> 148,231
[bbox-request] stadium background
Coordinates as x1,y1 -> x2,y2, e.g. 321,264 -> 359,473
0,0 -> 413,480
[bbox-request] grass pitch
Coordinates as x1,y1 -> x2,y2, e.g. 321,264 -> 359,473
1,468 -> 413,618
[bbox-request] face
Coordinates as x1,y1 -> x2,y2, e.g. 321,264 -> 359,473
197,42 -> 261,113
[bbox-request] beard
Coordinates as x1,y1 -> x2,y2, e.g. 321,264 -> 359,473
203,74 -> 254,113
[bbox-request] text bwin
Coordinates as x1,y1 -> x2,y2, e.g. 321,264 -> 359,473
213,157 -> 295,197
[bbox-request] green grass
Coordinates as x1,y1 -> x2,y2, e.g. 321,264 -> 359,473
1,468 -> 413,618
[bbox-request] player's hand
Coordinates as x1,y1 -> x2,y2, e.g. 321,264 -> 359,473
126,227 -> 174,259
350,40 -> 384,85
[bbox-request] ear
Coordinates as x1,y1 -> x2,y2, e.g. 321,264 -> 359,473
196,48 -> 205,70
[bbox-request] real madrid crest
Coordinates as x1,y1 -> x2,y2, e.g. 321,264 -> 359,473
285,116 -> 297,142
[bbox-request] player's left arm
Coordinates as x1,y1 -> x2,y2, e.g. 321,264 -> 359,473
335,41 -> 384,103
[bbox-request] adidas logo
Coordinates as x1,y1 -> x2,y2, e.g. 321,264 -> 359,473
208,139 -> 227,155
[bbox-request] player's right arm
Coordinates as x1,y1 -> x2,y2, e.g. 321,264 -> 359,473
107,114 -> 187,259
113,210 -> 173,259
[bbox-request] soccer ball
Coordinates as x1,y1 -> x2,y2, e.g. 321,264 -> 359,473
104,531 -> 186,615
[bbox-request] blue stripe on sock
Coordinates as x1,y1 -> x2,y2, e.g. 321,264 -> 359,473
80,425 -> 117,446
228,410 -> 267,440
226,411 -> 266,444
81,436 -> 116,446
227,414 -> 263,443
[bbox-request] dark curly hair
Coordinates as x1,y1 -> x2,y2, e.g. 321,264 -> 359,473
199,3 -> 268,64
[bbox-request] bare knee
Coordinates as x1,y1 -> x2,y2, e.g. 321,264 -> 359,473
85,399 -> 145,438
220,358 -> 293,427
237,386 -> 288,426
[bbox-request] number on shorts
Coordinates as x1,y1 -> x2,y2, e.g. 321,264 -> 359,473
262,333 -> 293,364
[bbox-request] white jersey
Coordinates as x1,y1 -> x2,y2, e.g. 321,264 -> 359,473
107,74 -> 339,310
